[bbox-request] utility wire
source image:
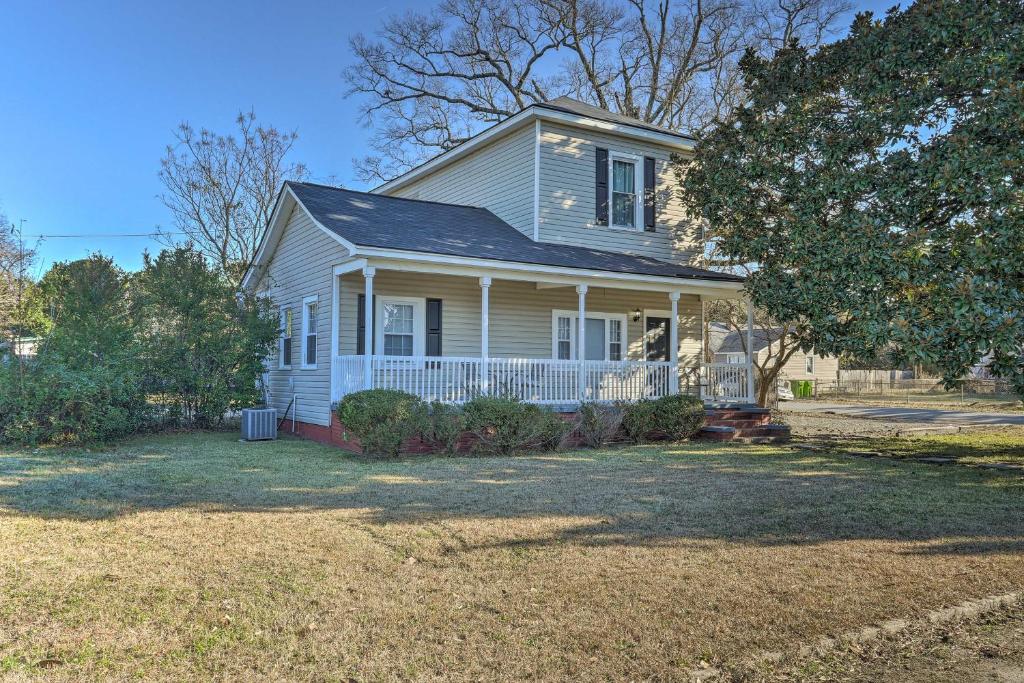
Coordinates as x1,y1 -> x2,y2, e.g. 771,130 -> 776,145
23,231 -> 186,239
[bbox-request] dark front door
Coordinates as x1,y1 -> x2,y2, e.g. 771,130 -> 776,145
645,316 -> 670,362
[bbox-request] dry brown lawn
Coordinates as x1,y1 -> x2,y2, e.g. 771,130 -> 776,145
1,432 -> 1022,681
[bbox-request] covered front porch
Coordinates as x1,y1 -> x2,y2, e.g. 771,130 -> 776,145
327,255 -> 754,407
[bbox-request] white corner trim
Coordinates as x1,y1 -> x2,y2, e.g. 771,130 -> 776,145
533,119 -> 541,242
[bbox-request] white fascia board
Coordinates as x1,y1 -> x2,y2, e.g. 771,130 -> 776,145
240,185 -> 358,291
357,247 -> 745,298
332,258 -> 369,276
373,107 -> 695,196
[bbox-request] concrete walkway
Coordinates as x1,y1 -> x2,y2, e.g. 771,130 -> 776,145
787,401 -> 1024,426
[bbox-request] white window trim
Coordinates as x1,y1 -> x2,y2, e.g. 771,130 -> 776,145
805,353 -> 815,374
375,296 -> 427,359
551,309 -> 629,361
608,151 -> 643,232
300,294 -> 318,370
279,305 -> 292,370
642,309 -> 678,362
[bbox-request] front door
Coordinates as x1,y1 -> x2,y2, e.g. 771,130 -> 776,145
645,316 -> 670,362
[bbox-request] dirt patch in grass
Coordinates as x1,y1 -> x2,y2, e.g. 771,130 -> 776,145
1,433 -> 1022,680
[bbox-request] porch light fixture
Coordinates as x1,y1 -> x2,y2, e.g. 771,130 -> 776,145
632,308 -> 642,322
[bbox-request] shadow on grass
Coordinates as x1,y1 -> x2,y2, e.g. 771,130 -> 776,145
1,431 -> 1021,554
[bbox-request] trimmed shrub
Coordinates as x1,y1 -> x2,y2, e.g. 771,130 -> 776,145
651,394 -> 706,441
419,401 -> 466,455
577,402 -> 624,448
621,399 -> 658,443
0,360 -> 150,446
462,396 -> 569,455
337,389 -> 425,457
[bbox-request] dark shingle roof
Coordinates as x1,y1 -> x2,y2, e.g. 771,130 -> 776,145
535,97 -> 696,142
714,327 -> 784,354
287,181 -> 742,283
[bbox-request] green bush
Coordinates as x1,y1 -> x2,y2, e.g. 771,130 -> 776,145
462,396 -> 570,455
418,401 -> 466,455
337,389 -> 426,457
577,402 -> 624,448
0,359 -> 150,446
621,399 -> 658,443
651,394 -> 706,441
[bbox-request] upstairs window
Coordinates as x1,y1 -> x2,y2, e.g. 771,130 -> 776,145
611,155 -> 640,229
805,354 -> 815,374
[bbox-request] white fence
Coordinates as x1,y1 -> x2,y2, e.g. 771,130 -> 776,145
838,369 -> 913,384
701,363 -> 752,403
333,355 -> 685,404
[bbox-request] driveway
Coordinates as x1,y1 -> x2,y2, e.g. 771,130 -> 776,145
787,401 -> 1024,426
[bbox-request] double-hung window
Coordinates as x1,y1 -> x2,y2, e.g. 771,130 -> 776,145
805,354 -> 814,374
375,297 -> 426,358
279,306 -> 292,369
552,311 -> 628,361
301,295 -> 318,369
610,153 -> 641,230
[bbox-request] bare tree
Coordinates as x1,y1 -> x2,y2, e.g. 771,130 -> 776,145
344,0 -> 850,181
0,215 -> 38,360
158,111 -> 308,282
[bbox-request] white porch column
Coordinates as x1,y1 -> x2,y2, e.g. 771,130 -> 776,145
746,298 -> 755,403
668,291 -> 680,395
576,284 -> 588,402
330,272 -> 340,402
479,277 -> 491,394
362,266 -> 375,390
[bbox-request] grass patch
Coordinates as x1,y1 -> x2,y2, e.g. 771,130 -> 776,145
0,432 -> 1022,680
837,427 -> 1024,466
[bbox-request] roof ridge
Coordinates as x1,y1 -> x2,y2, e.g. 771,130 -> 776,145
288,180 -> 497,214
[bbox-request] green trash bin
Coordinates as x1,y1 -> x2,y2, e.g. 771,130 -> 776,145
791,380 -> 814,398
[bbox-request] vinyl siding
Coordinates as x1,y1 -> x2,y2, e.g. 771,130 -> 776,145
256,205 -> 349,426
537,121 -> 701,263
385,125 -> 536,238
773,348 -> 840,384
338,272 -> 701,366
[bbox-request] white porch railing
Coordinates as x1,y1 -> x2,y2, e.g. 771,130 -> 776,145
333,355 -> 681,404
701,363 -> 753,403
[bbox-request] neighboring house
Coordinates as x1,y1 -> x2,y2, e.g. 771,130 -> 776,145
710,324 -> 839,386
242,97 -> 753,437
0,336 -> 40,360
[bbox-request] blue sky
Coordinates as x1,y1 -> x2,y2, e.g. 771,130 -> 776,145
1,0 -> 897,274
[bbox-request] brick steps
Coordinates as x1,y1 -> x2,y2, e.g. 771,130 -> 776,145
698,405 -> 791,444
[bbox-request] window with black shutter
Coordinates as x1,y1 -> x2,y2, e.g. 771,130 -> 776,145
356,294 -> 376,355
426,299 -> 442,357
279,306 -> 292,368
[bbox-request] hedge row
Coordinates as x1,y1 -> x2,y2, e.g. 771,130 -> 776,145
336,390 -> 706,457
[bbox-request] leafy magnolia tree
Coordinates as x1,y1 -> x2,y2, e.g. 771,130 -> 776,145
345,0 -> 850,180
158,111 -> 308,282
682,0 -> 1024,395
135,246 -> 278,427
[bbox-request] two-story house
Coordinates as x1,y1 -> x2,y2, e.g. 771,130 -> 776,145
242,97 -> 754,438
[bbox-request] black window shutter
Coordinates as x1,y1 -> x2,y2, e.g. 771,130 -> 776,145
356,294 -> 376,355
595,147 -> 609,225
356,294 -> 365,355
426,298 -> 442,357
644,156 -> 656,231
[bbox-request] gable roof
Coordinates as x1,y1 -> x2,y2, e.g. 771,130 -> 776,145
285,181 -> 742,283
536,97 -> 695,141
374,96 -> 695,195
